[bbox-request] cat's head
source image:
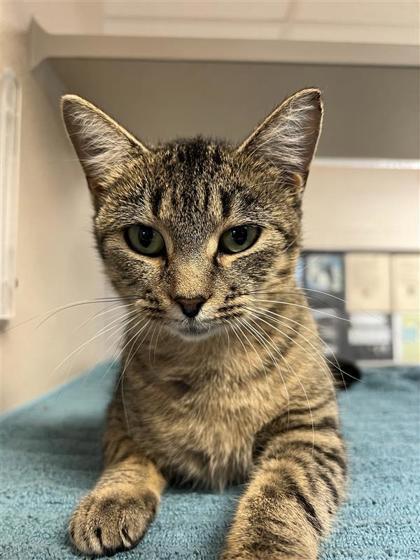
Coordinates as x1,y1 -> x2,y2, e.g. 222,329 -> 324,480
61,89 -> 322,340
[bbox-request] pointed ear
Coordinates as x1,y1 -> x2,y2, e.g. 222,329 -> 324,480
237,88 -> 323,187
61,95 -> 149,188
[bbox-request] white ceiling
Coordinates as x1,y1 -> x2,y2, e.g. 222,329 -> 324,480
20,0 -> 420,45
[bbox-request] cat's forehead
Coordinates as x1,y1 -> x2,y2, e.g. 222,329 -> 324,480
99,137 -> 275,241
153,138 -> 234,194
148,139 -> 247,233
157,138 -> 227,169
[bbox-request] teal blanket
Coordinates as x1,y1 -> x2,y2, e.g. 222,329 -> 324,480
1,363 -> 419,559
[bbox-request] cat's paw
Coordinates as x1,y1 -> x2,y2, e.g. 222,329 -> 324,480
69,490 -> 158,556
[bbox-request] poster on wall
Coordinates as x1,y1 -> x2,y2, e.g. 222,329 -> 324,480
347,313 -> 393,361
297,251 -> 420,364
393,313 -> 420,364
300,253 -> 350,360
303,253 -> 345,308
312,308 -> 351,360
345,253 -> 391,312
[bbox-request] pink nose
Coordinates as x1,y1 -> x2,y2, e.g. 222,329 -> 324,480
174,296 -> 206,318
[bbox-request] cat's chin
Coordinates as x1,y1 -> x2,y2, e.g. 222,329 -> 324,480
167,320 -> 219,342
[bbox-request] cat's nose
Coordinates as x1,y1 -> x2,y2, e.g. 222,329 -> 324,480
175,296 -> 206,318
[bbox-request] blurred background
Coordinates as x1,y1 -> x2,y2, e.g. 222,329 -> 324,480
0,0 -> 419,412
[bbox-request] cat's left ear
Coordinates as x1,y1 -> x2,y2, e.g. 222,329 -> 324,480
61,95 -> 149,189
237,88 -> 323,190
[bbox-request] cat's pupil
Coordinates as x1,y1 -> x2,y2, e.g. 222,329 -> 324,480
231,227 -> 248,246
139,227 -> 154,247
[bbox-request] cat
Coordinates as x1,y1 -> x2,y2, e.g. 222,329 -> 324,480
62,88 -> 348,559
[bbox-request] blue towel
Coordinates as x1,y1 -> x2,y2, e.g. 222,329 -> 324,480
1,363 -> 419,559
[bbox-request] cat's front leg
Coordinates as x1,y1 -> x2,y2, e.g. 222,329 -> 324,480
69,410 -> 166,556
220,407 -> 346,559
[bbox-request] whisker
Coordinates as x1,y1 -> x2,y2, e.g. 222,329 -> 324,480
247,304 -> 359,386
228,321 -> 253,372
246,307 -> 336,392
249,305 -> 359,387
118,320 -> 152,433
223,324 -> 231,358
36,296 -> 139,329
102,310 -> 144,352
250,287 -> 347,305
97,315 -> 148,385
236,319 -> 267,373
50,309 -> 142,377
148,321 -> 159,365
152,323 -> 164,365
2,296 -> 135,334
245,315 -> 312,444
250,298 -> 351,323
244,316 -> 293,412
241,318 -> 275,374
240,318 -> 292,419
72,301 -> 135,335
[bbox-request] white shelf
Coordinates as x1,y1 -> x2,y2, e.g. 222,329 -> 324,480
29,19 -> 420,69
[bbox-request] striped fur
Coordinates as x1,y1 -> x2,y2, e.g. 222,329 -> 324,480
62,89 -> 346,559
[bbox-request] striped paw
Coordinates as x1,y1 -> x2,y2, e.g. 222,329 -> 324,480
69,490 -> 158,556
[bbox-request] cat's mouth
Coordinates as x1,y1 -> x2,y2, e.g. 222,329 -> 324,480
169,318 -> 216,340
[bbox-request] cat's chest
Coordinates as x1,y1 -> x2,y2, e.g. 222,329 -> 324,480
134,376 -> 282,489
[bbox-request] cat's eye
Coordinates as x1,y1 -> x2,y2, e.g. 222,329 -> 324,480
219,225 -> 260,254
124,225 -> 165,257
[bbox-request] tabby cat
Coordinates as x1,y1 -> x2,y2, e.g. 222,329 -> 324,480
62,88 -> 348,559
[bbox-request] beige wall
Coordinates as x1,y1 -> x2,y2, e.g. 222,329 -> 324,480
305,164 -> 420,251
0,3 -> 106,412
51,58 -> 420,160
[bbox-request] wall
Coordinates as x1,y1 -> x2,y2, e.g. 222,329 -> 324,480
50,58 -> 420,159
305,164 -> 420,251
0,3 -> 106,412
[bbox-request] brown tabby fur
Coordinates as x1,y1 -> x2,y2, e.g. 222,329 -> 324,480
62,88 -> 346,559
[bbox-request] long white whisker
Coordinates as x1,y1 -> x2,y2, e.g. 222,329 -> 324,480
51,309 -> 141,377
252,299 -> 351,323
97,315 -> 148,385
246,314 -> 312,444
246,307 -> 335,392
152,323 -> 163,365
241,318 -> 275,372
72,301 -> 133,335
249,305 -> 358,387
36,296 -> 138,329
101,312 -> 145,362
148,321 -> 159,365
237,319 -> 267,372
119,320 -> 152,433
248,304 -> 357,387
228,321 -> 253,372
250,287 -> 347,305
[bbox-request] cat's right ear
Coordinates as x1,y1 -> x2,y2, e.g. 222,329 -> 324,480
237,88 -> 323,192
61,95 -> 149,190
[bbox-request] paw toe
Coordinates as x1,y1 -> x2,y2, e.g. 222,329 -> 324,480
69,492 -> 157,556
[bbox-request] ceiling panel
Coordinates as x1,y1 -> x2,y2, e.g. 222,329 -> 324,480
293,0 -> 418,27
26,1 -> 420,45
103,1 -> 292,22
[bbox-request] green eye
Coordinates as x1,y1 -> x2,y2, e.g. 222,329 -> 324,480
219,225 -> 260,254
124,225 -> 165,257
